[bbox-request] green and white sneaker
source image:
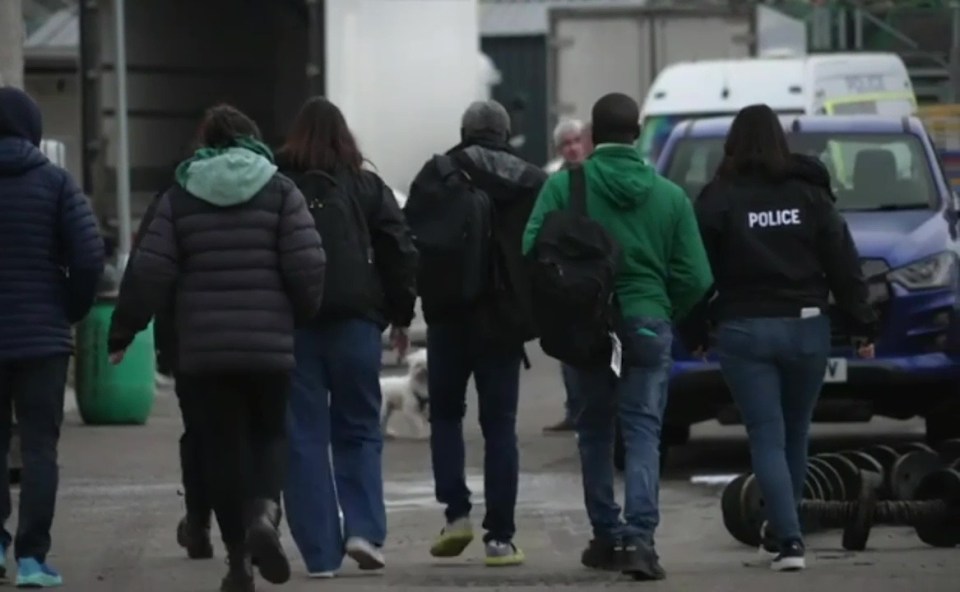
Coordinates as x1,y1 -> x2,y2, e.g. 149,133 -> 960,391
484,540 -> 525,567
429,517 -> 474,558
16,557 -> 63,588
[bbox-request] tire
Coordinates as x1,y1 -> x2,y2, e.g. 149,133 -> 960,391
925,397 -> 960,446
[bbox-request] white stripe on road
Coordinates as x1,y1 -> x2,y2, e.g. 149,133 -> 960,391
55,473 -> 585,513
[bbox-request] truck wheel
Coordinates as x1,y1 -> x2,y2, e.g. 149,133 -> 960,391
926,398 -> 960,445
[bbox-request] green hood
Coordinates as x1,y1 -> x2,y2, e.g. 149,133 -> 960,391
588,144 -> 656,210
175,137 -> 278,206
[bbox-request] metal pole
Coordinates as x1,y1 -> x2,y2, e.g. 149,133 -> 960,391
950,1 -> 960,103
0,0 -> 24,89
854,8 -> 863,50
113,0 -> 132,271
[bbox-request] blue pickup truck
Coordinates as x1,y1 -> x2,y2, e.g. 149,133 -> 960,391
647,114 -> 960,459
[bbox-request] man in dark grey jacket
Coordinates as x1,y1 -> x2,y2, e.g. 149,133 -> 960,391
108,105 -> 325,592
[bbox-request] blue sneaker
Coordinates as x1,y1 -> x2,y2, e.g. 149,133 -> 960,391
15,558 -> 63,588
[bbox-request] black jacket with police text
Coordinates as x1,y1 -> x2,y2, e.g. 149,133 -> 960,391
682,154 -> 877,349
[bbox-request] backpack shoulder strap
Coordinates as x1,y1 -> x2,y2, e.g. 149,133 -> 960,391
568,165 -> 587,215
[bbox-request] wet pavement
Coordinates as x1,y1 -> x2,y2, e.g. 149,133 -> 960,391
16,347 -> 959,590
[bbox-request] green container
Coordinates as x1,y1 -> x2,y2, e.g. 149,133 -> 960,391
75,296 -> 156,425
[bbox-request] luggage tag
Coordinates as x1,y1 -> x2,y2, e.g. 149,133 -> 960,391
610,332 -> 622,378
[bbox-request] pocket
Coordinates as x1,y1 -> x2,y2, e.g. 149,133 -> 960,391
620,318 -> 672,369
797,315 -> 831,356
716,321 -> 759,358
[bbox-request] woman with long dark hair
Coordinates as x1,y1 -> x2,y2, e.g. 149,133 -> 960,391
108,104 -> 326,591
277,97 -> 417,577
684,104 -> 876,571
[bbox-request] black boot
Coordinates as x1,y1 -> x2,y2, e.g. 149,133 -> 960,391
220,545 -> 255,592
245,499 -> 290,585
177,515 -> 214,559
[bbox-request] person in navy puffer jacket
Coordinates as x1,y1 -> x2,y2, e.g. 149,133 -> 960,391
0,87 -> 105,587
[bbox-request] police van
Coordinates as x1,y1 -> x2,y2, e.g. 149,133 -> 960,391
638,51 -> 917,165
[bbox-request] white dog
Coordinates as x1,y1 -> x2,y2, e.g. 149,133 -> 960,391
380,348 -> 430,440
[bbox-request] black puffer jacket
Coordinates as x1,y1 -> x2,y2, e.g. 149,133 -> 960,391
277,160 -> 418,329
109,171 -> 326,375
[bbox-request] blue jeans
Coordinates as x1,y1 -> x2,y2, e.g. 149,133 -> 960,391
560,363 -> 582,422
717,316 -> 830,545
427,321 -> 521,543
571,317 -> 672,544
284,320 -> 386,572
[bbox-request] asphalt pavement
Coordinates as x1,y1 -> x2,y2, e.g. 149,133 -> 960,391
18,346 -> 959,591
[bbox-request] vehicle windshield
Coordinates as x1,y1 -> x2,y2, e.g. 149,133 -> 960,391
638,113 -> 734,165
663,133 -> 937,211
639,110 -> 803,165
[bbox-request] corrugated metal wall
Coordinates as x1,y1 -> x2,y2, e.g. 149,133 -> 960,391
481,35 -> 550,165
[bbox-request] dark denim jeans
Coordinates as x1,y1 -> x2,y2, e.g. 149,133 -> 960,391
571,317 -> 672,545
560,363 -> 582,423
717,316 -> 830,545
284,320 -> 385,573
0,355 -> 68,561
427,321 -> 522,543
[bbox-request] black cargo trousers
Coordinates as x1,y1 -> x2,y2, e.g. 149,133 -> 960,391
174,375 -> 212,527
176,372 -> 289,545
0,355 -> 69,562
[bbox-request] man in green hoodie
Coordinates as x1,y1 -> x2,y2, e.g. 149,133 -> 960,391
522,93 -> 712,579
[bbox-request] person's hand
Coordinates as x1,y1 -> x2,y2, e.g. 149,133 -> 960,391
856,342 -> 875,359
691,346 -> 709,361
390,326 -> 410,360
109,349 -> 127,365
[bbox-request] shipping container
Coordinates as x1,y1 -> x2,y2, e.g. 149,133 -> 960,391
548,5 -> 753,128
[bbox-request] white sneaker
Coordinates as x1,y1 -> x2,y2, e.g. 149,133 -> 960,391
307,571 -> 335,579
345,537 -> 385,570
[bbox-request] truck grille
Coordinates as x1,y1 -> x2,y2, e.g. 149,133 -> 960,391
828,258 -> 890,347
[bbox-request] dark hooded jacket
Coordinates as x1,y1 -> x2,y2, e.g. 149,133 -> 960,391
0,87 -> 105,360
108,139 -> 326,374
408,131 -> 547,346
276,156 -> 418,330
678,153 -> 877,350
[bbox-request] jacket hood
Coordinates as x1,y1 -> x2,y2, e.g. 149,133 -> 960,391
786,153 -> 834,197
0,137 -> 48,176
175,137 -> 278,206
0,88 -> 42,147
587,144 -> 655,210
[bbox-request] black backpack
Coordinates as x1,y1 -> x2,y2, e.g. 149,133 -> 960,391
288,169 -> 380,317
404,154 -> 493,317
527,166 -> 622,367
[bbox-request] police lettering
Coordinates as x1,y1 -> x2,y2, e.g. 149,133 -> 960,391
748,209 -> 801,228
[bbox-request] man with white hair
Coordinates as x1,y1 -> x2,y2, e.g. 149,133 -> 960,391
554,118 -> 586,169
405,100 -> 547,567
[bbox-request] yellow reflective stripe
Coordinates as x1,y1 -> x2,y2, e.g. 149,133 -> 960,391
823,91 -> 917,110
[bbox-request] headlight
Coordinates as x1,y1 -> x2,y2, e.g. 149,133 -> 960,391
887,252 -> 957,290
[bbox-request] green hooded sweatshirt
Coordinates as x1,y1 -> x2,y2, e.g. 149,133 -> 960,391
522,144 -> 713,321
174,137 -> 278,206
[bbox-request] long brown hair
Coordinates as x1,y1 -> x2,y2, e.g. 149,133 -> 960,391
716,103 -> 791,180
279,97 -> 363,172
